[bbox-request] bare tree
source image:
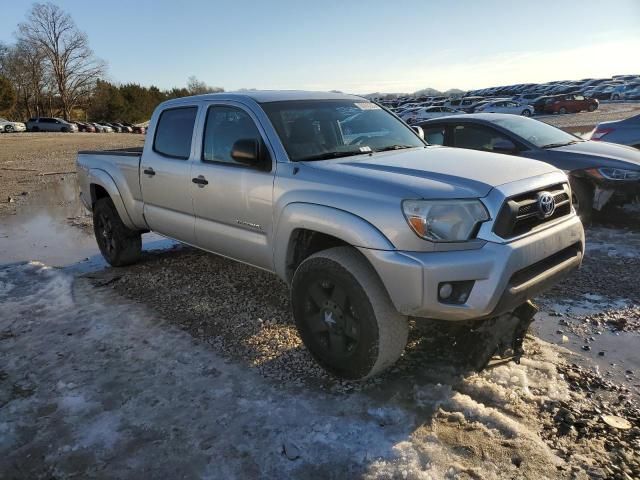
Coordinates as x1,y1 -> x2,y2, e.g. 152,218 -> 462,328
187,76 -> 223,95
17,3 -> 105,120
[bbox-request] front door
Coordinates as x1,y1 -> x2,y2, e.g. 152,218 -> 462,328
140,105 -> 199,243
191,103 -> 275,270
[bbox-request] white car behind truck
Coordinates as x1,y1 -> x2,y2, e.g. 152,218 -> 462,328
77,91 -> 585,379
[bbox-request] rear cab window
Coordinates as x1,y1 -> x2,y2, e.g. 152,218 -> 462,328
153,107 -> 198,159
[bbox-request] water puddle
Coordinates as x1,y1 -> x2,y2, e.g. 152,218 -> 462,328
533,312 -> 639,397
0,176 -> 171,269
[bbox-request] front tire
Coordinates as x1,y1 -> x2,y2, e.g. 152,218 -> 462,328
5,125 -> 14,133
588,104 -> 597,112
559,107 -> 567,114
521,109 -> 531,117
570,179 -> 593,223
291,247 -> 408,380
93,197 -> 142,266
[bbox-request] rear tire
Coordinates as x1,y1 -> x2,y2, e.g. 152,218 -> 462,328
93,197 -> 142,266
559,107 -> 567,114
570,178 -> 593,223
291,246 -> 408,380
612,94 -> 620,100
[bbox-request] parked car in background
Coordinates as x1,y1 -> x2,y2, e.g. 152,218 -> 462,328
589,114 -> 640,149
91,122 -> 113,133
74,122 -> 96,133
112,122 -> 133,133
614,83 -> 640,100
533,96 -> 554,114
474,100 -> 534,116
417,113 -> 640,220
120,122 -> 146,134
101,122 -> 122,133
404,106 -> 461,124
0,118 -> 26,133
543,94 -> 598,114
26,117 -> 78,132
512,93 -> 542,105
623,87 -> 640,100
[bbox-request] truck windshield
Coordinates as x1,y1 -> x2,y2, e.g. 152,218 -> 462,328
261,100 -> 425,161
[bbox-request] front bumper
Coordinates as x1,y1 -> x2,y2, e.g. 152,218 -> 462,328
359,215 -> 585,321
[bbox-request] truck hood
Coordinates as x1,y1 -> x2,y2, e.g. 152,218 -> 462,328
547,140 -> 640,170
301,146 -> 558,199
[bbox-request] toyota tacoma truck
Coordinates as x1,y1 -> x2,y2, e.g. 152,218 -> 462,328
77,91 -> 585,379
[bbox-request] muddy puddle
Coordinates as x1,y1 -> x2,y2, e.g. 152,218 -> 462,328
0,176 -> 172,269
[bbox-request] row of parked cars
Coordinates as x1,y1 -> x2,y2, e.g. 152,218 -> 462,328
464,74 -> 640,101
392,94 -> 599,124
379,74 -> 640,124
0,116 -> 146,134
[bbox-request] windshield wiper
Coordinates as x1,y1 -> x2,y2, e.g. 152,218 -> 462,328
298,150 -> 371,162
541,140 -> 581,149
373,144 -> 418,152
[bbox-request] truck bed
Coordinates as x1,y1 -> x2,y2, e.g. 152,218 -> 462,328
77,147 -> 143,156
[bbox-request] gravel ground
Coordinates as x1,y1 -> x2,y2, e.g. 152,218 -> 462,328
77,222 -> 640,477
537,101 -> 640,135
0,132 -> 144,216
2,261 -> 639,479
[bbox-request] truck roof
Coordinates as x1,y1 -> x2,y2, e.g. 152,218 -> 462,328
160,90 -> 364,107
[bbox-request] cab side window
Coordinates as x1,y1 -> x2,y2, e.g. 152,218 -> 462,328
202,106 -> 265,167
153,107 -> 198,159
423,125 -> 446,145
452,124 -> 511,152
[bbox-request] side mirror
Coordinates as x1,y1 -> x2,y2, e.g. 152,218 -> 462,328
412,126 -> 425,139
231,138 -> 268,170
492,139 -> 517,154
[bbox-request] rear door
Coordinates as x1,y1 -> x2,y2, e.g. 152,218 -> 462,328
141,105 -> 199,243
191,102 -> 275,270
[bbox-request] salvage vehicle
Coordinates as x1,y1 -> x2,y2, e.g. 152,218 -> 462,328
417,113 -> 640,220
77,91 -> 585,379
543,94 -> 598,114
590,114 -> 640,149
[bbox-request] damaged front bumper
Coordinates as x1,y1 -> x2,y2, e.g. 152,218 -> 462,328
358,215 -> 584,321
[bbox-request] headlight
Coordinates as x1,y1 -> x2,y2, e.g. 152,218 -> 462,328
593,167 -> 640,181
402,199 -> 489,242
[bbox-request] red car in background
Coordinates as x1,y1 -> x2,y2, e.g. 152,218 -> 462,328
543,93 -> 598,114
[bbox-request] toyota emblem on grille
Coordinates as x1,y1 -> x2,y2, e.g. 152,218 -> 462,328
537,192 -> 556,218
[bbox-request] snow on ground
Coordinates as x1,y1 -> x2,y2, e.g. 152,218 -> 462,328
0,262 -> 594,479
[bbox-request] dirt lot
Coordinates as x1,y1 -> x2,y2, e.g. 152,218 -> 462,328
539,101 -> 640,135
0,132 -> 143,216
1,121 -> 640,478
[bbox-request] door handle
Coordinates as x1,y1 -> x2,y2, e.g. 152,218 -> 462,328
143,167 -> 155,176
192,175 -> 209,186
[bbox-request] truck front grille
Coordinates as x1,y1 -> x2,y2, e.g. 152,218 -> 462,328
493,183 -> 572,239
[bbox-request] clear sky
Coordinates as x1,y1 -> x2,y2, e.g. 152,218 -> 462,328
2,0 -> 639,94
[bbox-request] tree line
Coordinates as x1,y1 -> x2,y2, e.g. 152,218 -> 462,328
0,2 -> 222,123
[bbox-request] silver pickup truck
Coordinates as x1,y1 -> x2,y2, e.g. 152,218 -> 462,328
77,90 -> 585,379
